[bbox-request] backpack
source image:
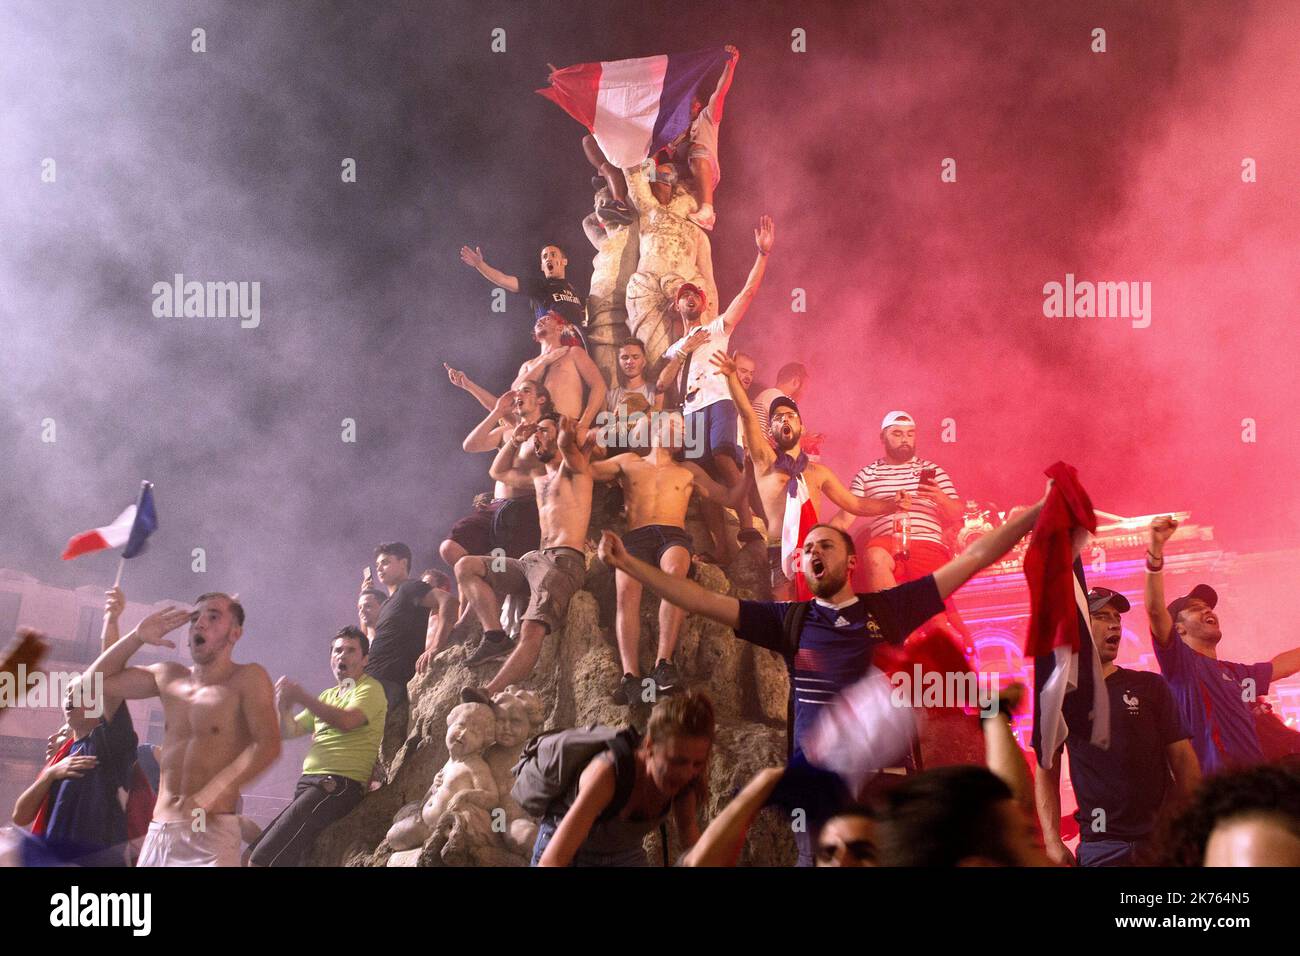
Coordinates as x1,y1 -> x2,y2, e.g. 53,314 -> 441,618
511,724 -> 672,866
510,724 -> 640,819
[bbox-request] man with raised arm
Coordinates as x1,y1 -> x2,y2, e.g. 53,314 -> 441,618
561,409 -> 736,706
86,594 -> 280,867
598,495 -> 1047,864
456,413 -> 594,697
1144,515 -> 1300,774
709,352 -> 905,599
657,216 -> 774,563
439,382 -> 548,574
459,243 -> 586,333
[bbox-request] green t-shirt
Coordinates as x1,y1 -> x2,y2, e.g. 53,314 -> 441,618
294,674 -> 388,783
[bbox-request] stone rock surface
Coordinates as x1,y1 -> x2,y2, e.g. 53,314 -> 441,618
308,507 -> 795,867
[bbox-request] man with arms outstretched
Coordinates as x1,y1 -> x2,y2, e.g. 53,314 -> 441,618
87,593 -> 280,866
598,487 -> 1050,864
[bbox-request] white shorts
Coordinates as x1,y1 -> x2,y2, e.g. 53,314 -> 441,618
137,815 -> 242,867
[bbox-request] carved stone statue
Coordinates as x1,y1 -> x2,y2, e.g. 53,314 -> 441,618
384,701 -> 498,857
584,186 -> 640,386
622,162 -> 719,366
484,686 -> 545,851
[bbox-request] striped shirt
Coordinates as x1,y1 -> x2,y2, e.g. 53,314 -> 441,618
848,458 -> 957,544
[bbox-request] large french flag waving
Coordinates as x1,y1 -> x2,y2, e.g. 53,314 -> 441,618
537,48 -> 730,169
1024,462 -> 1108,769
62,482 -> 158,560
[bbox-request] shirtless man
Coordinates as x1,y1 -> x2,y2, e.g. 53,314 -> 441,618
86,593 -> 280,866
457,413 -> 594,698
562,410 -> 735,706
710,353 -> 906,599
439,382 -> 549,573
514,310 -> 606,432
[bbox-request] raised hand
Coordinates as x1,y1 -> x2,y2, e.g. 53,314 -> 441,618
133,607 -> 192,648
754,215 -> 775,255
708,351 -> 737,378
104,586 -> 125,621
445,364 -> 471,390
492,390 -> 518,419
1149,516 -> 1178,552
512,421 -> 538,446
459,245 -> 485,269
597,530 -> 628,569
725,44 -> 739,59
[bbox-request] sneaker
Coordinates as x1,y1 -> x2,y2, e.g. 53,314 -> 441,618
612,673 -> 641,706
460,686 -> 494,707
596,200 -> 634,226
591,175 -> 607,192
651,658 -> 682,696
465,635 -> 513,667
688,203 -> 715,231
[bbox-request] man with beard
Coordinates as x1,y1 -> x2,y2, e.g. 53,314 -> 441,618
1035,587 -> 1199,866
832,411 -> 964,593
598,489 -> 1049,864
1145,516 -> 1300,774
247,627 -> 387,867
514,310 -> 606,431
710,353 -> 904,599
658,216 -> 774,563
457,413 -> 594,698
562,409 -> 735,705
439,382 -> 549,575
86,593 -> 280,866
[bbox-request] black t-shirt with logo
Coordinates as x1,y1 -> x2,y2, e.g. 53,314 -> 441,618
522,274 -> 585,326
1067,666 -> 1188,842
364,579 -> 433,685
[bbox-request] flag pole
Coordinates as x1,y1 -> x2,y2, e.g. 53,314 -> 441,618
114,480 -> 151,590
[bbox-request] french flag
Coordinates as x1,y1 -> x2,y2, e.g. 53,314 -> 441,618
537,48 -> 730,169
1025,462 -> 1109,769
62,482 -> 158,561
781,474 -> 817,602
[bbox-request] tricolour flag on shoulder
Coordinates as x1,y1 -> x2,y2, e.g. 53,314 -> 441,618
1024,462 -> 1108,769
536,48 -> 730,169
61,482 -> 158,560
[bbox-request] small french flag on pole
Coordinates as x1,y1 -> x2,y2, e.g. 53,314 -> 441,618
537,48 -> 730,169
61,481 -> 158,561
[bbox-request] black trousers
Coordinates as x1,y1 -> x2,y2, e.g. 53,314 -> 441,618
247,774 -> 364,867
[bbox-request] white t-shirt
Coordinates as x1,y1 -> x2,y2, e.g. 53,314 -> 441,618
667,317 -> 731,414
848,458 -> 957,544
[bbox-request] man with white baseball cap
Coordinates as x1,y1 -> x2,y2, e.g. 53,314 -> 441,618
832,410 -> 964,593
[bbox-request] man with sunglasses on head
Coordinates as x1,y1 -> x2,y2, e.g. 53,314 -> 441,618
1145,516 -> 1300,774
1035,587 -> 1200,866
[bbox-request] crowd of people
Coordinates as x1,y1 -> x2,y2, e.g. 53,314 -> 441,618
8,43 -> 1300,870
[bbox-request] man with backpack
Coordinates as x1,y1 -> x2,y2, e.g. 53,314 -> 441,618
597,491 -> 1048,864
512,691 -> 715,866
